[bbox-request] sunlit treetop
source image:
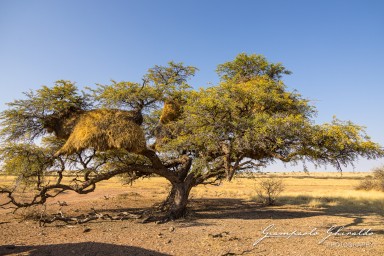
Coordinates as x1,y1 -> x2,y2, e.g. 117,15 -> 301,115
0,80 -> 90,142
216,53 -> 292,83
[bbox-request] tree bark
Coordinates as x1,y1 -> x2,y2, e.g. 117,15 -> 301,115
157,184 -> 176,211
167,182 -> 193,219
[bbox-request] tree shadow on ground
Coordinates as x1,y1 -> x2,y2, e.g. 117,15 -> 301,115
33,196 -> 383,231
187,195 -> 384,217
188,198 -> 326,220
183,196 -> 384,233
92,195 -> 384,221
278,195 -> 384,217
0,242 -> 170,256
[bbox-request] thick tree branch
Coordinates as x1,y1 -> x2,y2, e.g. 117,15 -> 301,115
139,149 -> 179,182
0,164 -> 165,209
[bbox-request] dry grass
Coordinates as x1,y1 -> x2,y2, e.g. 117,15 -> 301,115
356,167 -> 384,191
113,172 -> 384,215
184,173 -> 384,214
249,174 -> 384,213
1,172 -> 383,214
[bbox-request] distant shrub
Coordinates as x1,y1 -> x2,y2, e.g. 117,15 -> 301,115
308,198 -> 323,208
356,177 -> 376,190
117,192 -> 142,200
254,177 -> 285,205
373,168 -> 384,191
356,166 -> 384,192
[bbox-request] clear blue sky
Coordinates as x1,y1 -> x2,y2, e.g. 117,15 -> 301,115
1,0 -> 383,172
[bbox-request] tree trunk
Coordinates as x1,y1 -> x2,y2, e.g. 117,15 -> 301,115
157,184 -> 177,211
167,182 -> 192,219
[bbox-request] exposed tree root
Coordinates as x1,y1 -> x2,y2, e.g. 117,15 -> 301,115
141,214 -> 175,224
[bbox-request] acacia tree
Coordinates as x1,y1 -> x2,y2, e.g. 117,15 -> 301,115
0,54 -> 382,221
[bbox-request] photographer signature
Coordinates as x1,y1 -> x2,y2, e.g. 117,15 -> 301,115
253,224 -> 374,246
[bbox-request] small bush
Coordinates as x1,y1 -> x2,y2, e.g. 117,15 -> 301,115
356,178 -> 375,191
117,192 -> 142,200
254,177 -> 285,205
308,198 -> 323,208
373,168 -> 384,191
356,166 -> 384,192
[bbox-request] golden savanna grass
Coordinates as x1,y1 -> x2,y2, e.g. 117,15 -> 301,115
56,109 -> 147,156
122,172 -> 383,214
36,171 -> 382,215
2,172 -> 382,214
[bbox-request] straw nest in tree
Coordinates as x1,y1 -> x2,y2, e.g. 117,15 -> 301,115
153,100 -> 184,150
44,112 -> 80,140
159,100 -> 183,124
55,109 -> 146,156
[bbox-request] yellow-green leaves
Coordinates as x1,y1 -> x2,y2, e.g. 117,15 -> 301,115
302,119 -> 383,169
92,81 -> 162,110
91,62 -> 196,112
0,80 -> 89,142
0,143 -> 54,186
163,76 -> 312,157
36,80 -> 88,114
216,53 -> 291,82
158,71 -> 382,176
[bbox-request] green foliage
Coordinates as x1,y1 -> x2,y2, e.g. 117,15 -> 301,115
300,119 -> 383,169
0,80 -> 89,142
216,53 -> 291,82
91,81 -> 162,111
34,80 -> 89,115
92,62 -> 197,111
0,142 -> 54,186
158,57 -> 383,178
145,61 -> 197,89
160,76 -> 313,156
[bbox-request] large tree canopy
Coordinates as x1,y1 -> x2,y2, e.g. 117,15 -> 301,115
0,53 -> 382,220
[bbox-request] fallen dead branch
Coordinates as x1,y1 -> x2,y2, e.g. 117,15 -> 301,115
39,209 -> 142,226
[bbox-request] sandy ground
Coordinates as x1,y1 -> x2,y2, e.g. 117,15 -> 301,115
0,175 -> 383,256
